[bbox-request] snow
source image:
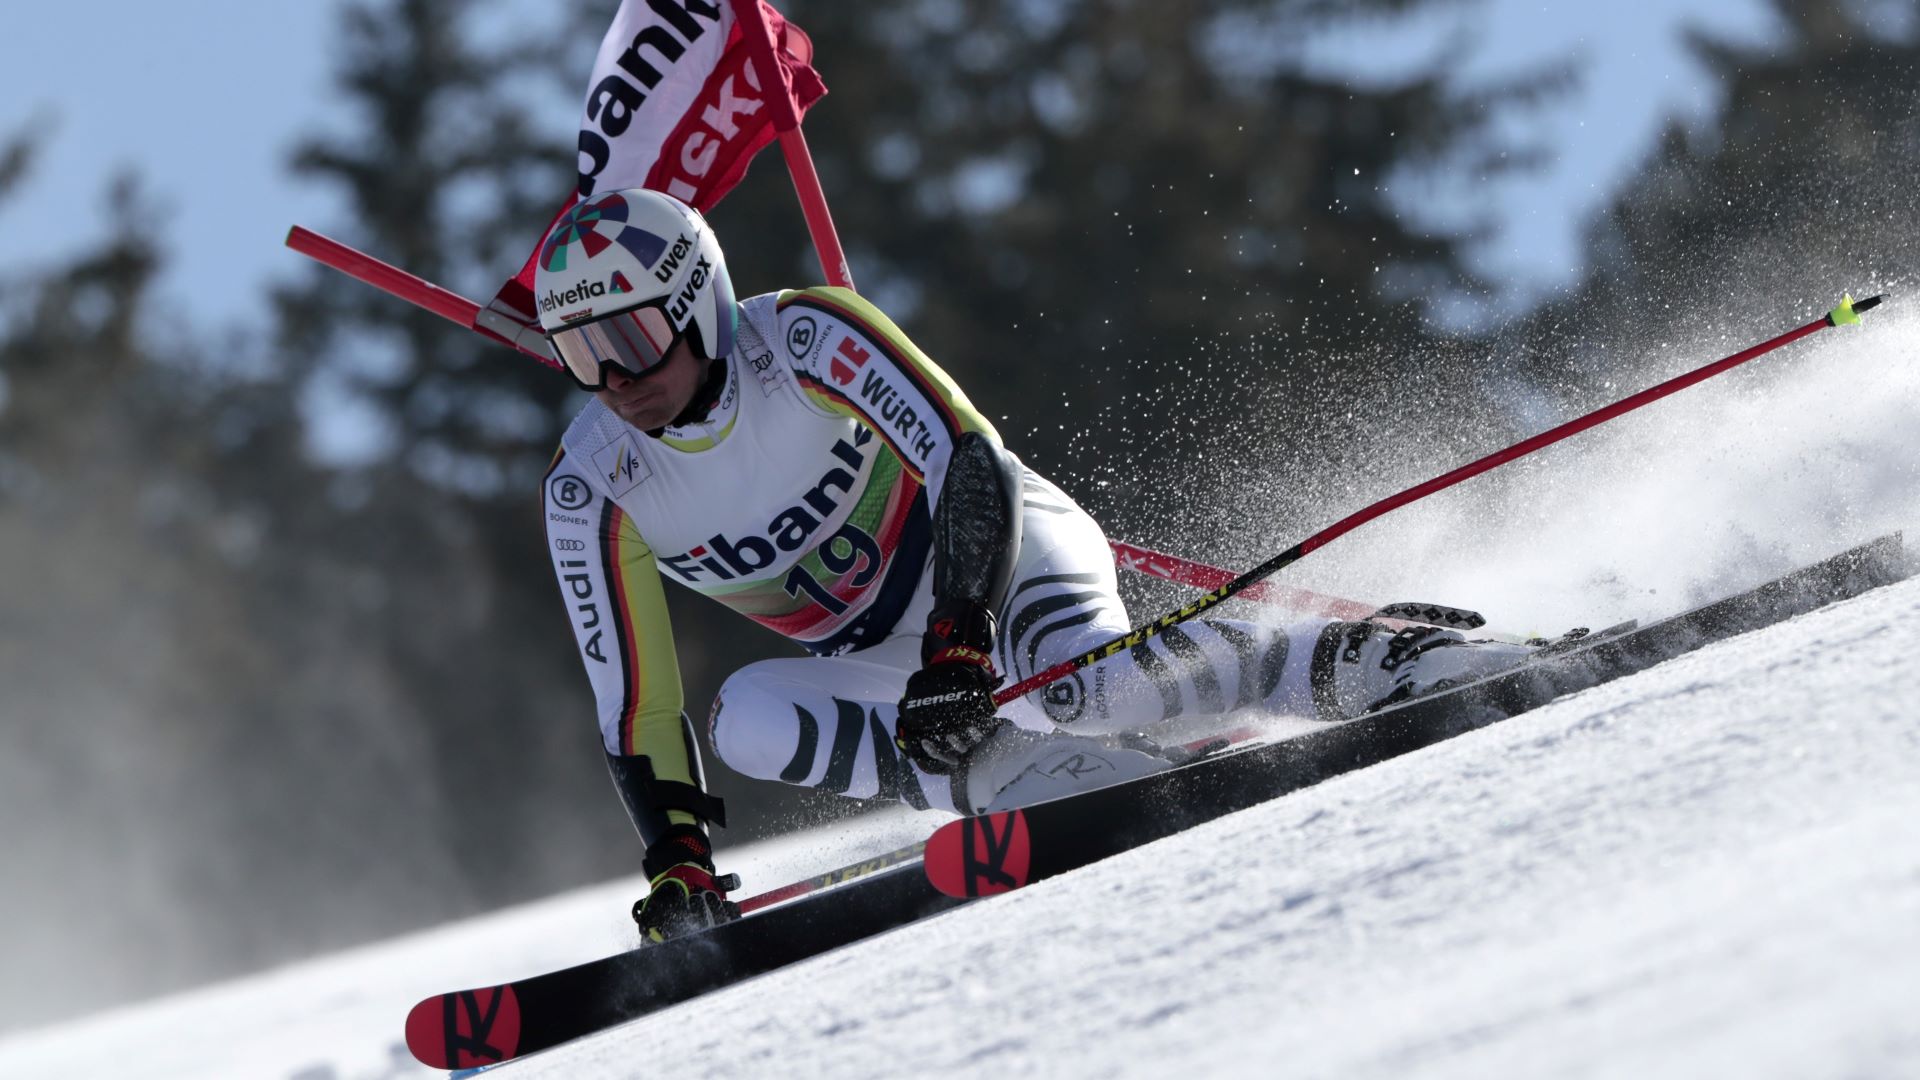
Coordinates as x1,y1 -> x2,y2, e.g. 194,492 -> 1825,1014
1249,303 -> 1920,644
3,554 -> 1917,1079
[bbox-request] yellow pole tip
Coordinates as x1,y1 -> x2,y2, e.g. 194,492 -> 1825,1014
1831,293 -> 1861,326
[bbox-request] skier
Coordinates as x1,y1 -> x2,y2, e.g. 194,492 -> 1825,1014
537,188 -> 1536,942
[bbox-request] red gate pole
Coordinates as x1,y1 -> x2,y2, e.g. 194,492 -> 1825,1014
733,0 -> 855,290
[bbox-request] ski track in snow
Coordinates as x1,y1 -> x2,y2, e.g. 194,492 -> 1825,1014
6,565 -> 1916,1079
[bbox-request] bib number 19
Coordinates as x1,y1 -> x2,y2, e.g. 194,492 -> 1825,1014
782,522 -> 882,615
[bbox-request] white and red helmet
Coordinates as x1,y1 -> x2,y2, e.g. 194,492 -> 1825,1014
534,188 -> 737,389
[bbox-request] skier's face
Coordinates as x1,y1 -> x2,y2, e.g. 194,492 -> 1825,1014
595,337 -> 704,431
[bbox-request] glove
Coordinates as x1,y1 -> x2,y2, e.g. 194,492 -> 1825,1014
631,824 -> 740,944
895,601 -> 1003,774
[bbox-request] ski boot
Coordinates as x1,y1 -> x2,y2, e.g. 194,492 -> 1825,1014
1309,620 -> 1537,721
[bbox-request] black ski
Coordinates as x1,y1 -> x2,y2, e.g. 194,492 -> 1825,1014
926,532 -> 1906,898
401,726 -> 1265,1068
405,848 -> 960,1069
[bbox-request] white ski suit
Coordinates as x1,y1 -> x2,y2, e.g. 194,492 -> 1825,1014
543,287 -> 1499,818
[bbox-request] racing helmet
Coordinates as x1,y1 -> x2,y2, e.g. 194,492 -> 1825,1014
534,188 -> 737,389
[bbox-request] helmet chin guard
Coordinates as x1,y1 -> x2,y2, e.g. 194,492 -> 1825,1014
535,189 -> 737,388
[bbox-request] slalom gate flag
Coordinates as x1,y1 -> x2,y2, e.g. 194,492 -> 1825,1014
479,0 -> 826,365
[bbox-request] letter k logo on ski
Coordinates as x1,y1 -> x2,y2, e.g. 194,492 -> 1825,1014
829,336 -> 870,386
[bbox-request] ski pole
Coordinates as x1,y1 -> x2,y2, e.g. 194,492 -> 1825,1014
993,293 -> 1885,707
736,840 -> 927,914
1108,539 -> 1377,619
1109,538 -> 1543,641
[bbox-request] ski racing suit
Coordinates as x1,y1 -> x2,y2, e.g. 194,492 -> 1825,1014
542,287 -> 1523,836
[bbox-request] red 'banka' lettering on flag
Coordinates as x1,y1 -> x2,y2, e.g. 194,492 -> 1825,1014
479,0 -> 825,366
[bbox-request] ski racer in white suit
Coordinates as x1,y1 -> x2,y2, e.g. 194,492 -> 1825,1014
535,189 -> 1534,942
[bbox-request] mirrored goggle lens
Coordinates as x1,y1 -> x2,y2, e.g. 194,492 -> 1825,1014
551,306 -> 679,389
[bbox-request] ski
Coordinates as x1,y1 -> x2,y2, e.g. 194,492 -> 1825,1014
734,839 -> 927,915
401,723 -> 1268,1068
925,532 -> 1907,899
404,838 -> 952,1069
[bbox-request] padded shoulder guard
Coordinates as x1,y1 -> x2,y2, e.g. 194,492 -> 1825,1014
931,431 -> 1023,614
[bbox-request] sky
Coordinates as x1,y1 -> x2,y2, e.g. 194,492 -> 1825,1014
1,4 -> 346,332
0,0 -> 1779,334
1301,0 -> 1779,320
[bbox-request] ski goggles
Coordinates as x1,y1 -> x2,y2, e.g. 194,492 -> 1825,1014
549,303 -> 683,391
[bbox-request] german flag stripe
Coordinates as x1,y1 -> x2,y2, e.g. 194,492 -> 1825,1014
794,369 -> 930,484
600,501 -> 642,755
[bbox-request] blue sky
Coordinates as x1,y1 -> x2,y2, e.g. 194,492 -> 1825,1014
0,0 -> 1777,333
1337,0 -> 1777,319
2,3 -> 347,331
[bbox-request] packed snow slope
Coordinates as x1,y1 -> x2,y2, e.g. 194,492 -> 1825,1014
3,547 -> 1917,1079
511,564 -> 1920,1080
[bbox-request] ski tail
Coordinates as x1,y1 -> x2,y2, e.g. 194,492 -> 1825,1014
924,811 -> 1031,897
405,985 -> 521,1071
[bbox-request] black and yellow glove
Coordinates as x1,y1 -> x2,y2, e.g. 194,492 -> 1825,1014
631,824 -> 740,944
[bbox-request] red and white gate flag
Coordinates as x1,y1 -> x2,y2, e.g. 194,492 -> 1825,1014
478,0 -> 826,366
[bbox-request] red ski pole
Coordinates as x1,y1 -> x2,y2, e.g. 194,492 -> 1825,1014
1107,539 -> 1376,619
993,294 -> 1885,706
